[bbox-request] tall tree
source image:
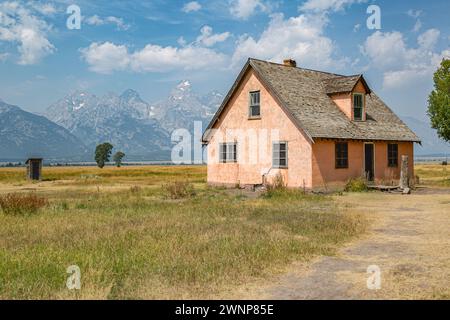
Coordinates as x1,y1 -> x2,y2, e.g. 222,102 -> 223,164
95,143 -> 113,168
427,59 -> 450,142
113,151 -> 125,167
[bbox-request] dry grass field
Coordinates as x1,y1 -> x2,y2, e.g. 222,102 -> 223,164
0,163 -> 448,300
0,165 -> 366,299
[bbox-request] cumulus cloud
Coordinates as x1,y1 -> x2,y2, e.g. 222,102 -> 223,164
231,13 -> 346,70
299,0 -> 366,13
195,25 -> 230,47
79,42 -> 130,74
229,0 -> 267,20
80,42 -> 227,74
0,1 -> 55,65
28,2 -> 56,16
361,29 -> 448,89
130,45 -> 227,72
182,1 -> 202,13
80,25 -> 230,74
85,15 -> 130,31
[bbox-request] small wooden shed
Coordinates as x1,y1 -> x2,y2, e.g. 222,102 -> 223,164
26,158 -> 43,180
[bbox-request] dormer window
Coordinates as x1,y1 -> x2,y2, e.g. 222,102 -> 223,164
249,91 -> 261,118
353,93 -> 364,121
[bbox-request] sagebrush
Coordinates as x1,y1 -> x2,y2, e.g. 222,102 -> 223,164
162,181 -> 196,199
344,177 -> 368,192
0,193 -> 48,215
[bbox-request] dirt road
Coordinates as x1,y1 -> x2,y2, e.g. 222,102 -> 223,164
233,189 -> 450,299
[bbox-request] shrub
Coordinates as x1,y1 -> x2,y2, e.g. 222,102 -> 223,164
130,185 -> 142,194
264,173 -> 288,198
162,181 -> 196,199
266,173 -> 286,191
0,193 -> 48,215
344,177 -> 368,192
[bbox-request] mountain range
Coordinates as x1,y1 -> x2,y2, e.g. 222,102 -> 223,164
0,100 -> 87,160
0,81 -> 449,161
1,81 -> 223,161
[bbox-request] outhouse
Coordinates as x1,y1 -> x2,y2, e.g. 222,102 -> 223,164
26,158 -> 43,180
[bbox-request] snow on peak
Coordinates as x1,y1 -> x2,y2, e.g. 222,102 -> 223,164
176,80 -> 191,91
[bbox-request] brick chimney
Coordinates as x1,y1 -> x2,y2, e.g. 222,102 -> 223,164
283,59 -> 297,67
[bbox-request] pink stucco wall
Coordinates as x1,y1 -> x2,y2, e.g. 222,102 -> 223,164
207,69 -> 313,188
312,139 -> 414,188
206,69 -> 415,190
330,80 -> 367,121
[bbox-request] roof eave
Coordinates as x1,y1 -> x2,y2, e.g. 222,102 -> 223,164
201,59 -> 252,143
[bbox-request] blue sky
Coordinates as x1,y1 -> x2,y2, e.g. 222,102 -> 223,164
0,0 -> 449,120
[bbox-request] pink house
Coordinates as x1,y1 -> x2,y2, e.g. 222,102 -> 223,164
202,58 -> 421,190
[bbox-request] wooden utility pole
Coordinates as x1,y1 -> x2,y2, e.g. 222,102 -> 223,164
400,155 -> 410,193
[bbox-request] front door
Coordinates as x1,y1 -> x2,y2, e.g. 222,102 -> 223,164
364,144 -> 374,181
32,161 -> 40,180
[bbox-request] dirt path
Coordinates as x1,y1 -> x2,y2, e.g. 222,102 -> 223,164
232,189 -> 450,299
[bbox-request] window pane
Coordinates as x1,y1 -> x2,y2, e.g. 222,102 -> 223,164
250,92 -> 261,117
353,94 -> 363,120
251,105 -> 260,117
335,143 -> 348,168
388,144 -> 398,167
273,142 -> 287,167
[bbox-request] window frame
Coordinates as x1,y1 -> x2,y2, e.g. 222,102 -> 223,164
219,142 -> 237,163
335,142 -> 349,169
272,141 -> 288,169
387,143 -> 398,168
353,93 -> 364,121
249,91 -> 261,119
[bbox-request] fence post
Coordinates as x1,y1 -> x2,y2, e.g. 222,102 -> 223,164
400,155 -> 409,189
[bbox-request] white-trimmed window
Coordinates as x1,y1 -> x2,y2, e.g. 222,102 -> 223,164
273,142 -> 288,168
219,143 -> 237,163
353,93 -> 364,121
249,91 -> 261,118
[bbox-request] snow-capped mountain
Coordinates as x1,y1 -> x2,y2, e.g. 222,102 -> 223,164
0,100 -> 87,160
151,80 -> 223,133
44,81 -> 224,159
46,90 -> 171,159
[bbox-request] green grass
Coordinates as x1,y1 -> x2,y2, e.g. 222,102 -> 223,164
0,166 -> 366,299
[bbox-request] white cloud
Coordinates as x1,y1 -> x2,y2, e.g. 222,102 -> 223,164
412,19 -> 422,32
28,2 -> 56,16
299,0 -> 366,13
182,1 -> 202,13
361,29 -> 448,89
231,13 -> 345,70
417,29 -> 440,49
196,25 -> 230,47
80,25 -> 230,74
80,41 -> 227,74
130,45 -> 227,72
85,15 -> 130,31
229,0 -> 267,20
407,9 -> 423,32
79,42 -> 130,74
0,1 -> 55,65
407,9 -> 422,19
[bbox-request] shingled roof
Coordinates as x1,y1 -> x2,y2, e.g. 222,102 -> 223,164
323,75 -> 371,95
203,58 -> 421,143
